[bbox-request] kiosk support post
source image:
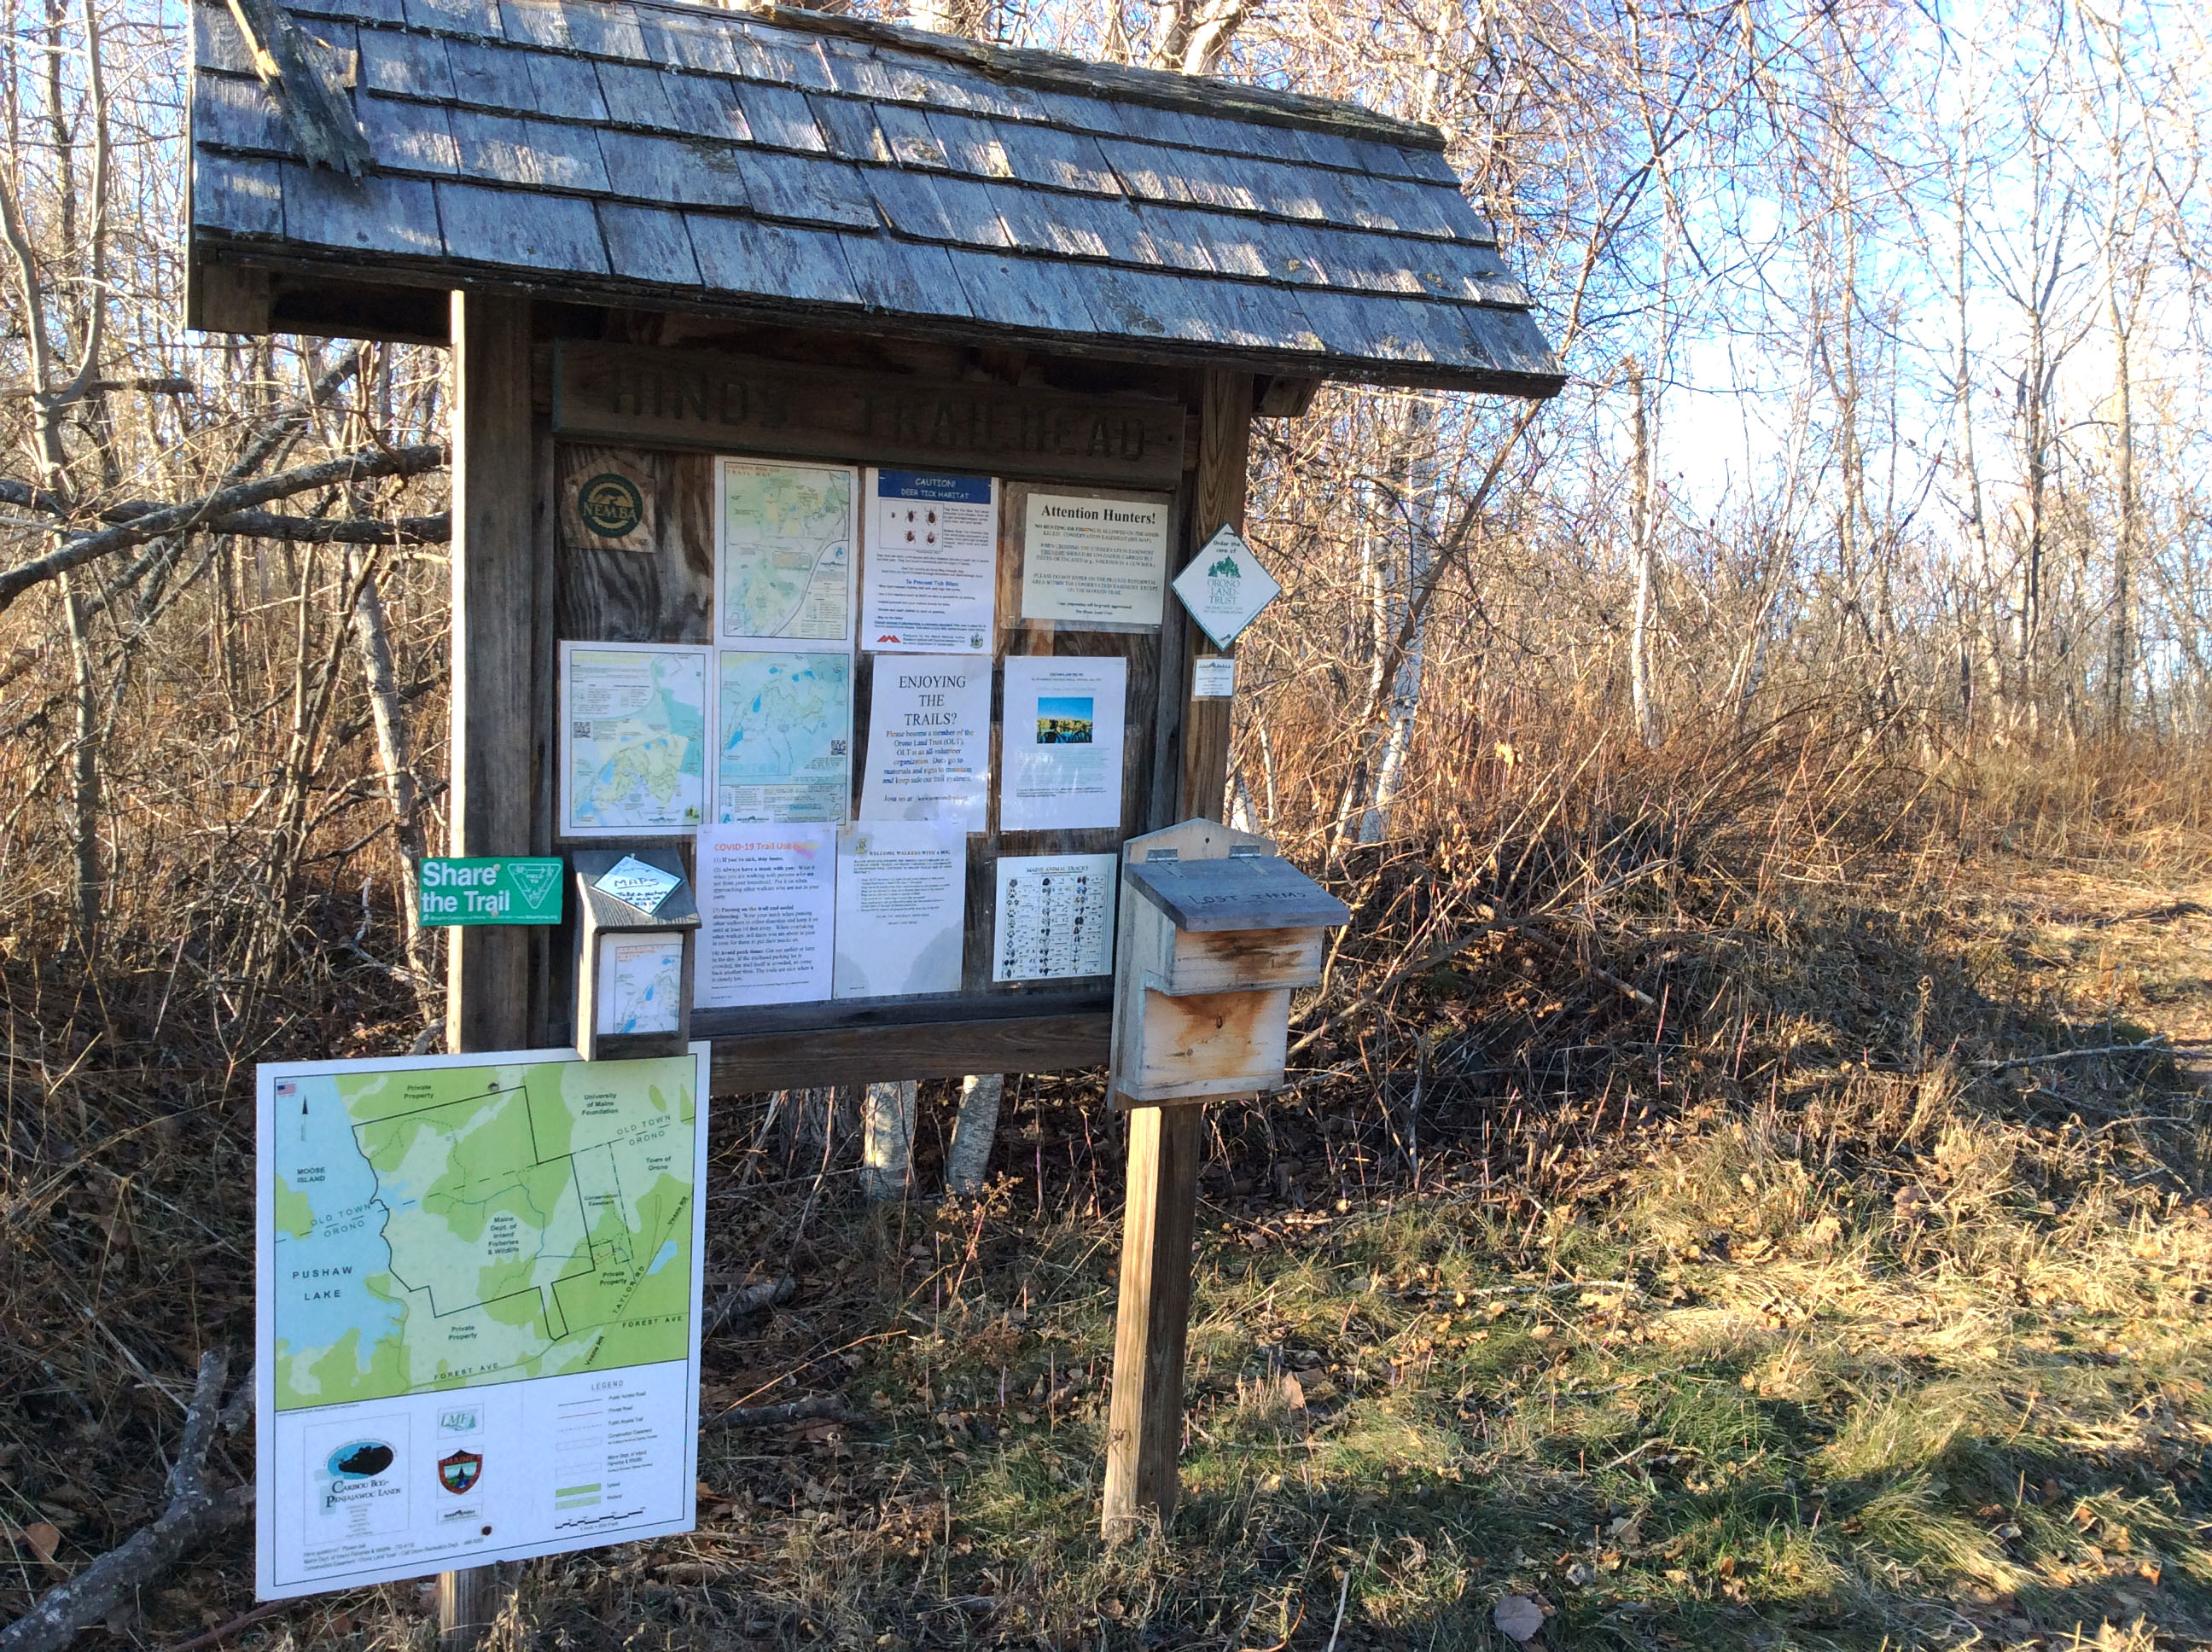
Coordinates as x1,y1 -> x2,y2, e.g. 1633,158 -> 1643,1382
439,289 -> 533,1649
1102,1102 -> 1205,1534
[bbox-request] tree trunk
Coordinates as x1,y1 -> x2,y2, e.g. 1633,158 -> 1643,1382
1627,359 -> 1658,748
860,1079 -> 917,1201
943,1072 -> 1004,1196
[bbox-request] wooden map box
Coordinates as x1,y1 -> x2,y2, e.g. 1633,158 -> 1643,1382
572,848 -> 701,1063
1109,823 -> 1349,1107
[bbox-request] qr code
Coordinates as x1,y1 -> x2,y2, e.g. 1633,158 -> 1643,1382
831,740 -> 847,756
573,721 -> 591,737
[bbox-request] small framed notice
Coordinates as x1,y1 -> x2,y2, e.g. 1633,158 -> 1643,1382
1192,657 -> 1237,699
1020,493 -> 1170,628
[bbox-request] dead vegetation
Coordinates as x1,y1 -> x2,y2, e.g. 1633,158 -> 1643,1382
4,717 -> 2210,1651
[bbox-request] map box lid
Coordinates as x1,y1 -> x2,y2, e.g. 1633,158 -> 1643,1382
572,849 -> 701,931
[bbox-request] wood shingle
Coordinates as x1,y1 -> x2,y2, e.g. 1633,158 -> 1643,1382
189,0 -> 1563,393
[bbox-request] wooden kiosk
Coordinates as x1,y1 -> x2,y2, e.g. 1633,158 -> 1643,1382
186,0 -> 1562,1604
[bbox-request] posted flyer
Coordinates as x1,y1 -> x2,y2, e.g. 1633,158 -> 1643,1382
696,823 -> 835,1007
832,823 -> 967,998
1019,493 -> 1170,627
992,853 -> 1117,981
859,654 -> 992,830
999,654 -> 1127,832
862,469 -> 998,654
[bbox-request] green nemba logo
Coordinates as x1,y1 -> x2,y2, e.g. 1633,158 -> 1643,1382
578,473 -> 644,538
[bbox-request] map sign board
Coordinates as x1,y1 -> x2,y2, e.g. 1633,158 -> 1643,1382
558,643 -> 709,837
418,858 -> 565,927
255,1046 -> 709,1600
717,457 -> 857,649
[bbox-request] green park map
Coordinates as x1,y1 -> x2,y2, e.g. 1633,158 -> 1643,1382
267,1055 -> 699,1413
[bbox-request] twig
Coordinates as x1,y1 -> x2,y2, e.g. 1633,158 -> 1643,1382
1,1350 -> 252,1652
703,1275 -> 795,1335
707,1393 -> 852,1431
158,1602 -> 286,1652
1971,1037 -> 2169,1072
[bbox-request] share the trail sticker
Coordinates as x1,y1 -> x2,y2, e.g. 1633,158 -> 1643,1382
419,857 -> 565,926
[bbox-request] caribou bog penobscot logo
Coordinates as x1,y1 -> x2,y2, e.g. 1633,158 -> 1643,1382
578,472 -> 645,538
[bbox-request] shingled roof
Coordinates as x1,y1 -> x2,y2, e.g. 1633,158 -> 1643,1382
186,0 -> 1563,395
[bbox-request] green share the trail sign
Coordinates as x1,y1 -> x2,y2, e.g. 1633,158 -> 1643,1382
419,857 -> 565,926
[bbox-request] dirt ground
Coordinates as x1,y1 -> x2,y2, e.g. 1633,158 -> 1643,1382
6,845 -> 2212,1652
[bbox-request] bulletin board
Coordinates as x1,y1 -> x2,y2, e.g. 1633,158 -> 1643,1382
539,339 -> 1213,1085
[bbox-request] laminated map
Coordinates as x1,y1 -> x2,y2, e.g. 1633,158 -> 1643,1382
714,649 -> 852,823
256,1048 -> 707,1598
266,1054 -> 700,1411
560,643 -> 707,835
717,457 -> 856,647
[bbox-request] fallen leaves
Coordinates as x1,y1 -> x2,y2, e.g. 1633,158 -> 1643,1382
1493,1594 -> 1545,1642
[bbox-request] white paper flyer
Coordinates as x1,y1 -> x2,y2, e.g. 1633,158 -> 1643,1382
695,823 -> 835,1008
832,823 -> 967,998
1019,493 -> 1169,627
992,853 -> 1117,981
999,654 -> 1127,832
859,655 -> 992,830
861,469 -> 998,654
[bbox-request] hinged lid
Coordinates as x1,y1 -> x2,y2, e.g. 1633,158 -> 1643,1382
572,849 -> 701,933
1122,854 -> 1350,934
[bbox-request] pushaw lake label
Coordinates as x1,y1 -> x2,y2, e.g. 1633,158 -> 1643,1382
419,858 -> 565,927
253,1046 -> 710,1600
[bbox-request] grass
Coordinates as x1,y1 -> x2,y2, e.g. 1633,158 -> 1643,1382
6,748 -> 2212,1651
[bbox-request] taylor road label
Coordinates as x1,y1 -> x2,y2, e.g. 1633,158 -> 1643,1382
418,858 -> 565,927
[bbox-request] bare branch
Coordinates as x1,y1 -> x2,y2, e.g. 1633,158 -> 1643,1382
0,442 -> 447,612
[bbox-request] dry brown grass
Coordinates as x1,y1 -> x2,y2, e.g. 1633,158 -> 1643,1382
5,719 -> 2212,1651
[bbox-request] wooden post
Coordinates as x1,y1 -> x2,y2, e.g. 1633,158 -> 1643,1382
1101,1102 -> 1203,1538
439,288 -> 534,1648
1100,370 -> 1256,1540
1179,369 -> 1252,823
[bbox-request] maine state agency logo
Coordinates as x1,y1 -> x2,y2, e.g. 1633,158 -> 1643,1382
577,472 -> 644,538
437,1449 -> 483,1496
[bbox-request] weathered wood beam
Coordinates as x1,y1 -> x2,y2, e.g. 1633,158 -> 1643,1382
1101,1102 -> 1205,1539
442,288 -> 534,1646
1179,369 -> 1252,822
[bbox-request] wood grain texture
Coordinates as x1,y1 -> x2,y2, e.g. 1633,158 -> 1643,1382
446,290 -> 535,1056
706,1009 -> 1108,1090
1101,1101 -> 1203,1539
555,342 -> 1187,484
1179,370 -> 1250,821
554,444 -> 713,643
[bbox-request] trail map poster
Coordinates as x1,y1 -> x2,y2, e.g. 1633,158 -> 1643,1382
255,1047 -> 709,1600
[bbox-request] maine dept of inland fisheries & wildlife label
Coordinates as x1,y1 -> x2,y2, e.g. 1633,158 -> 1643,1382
253,1045 -> 708,1600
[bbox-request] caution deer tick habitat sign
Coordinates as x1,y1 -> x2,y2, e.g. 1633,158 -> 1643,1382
418,858 -> 565,926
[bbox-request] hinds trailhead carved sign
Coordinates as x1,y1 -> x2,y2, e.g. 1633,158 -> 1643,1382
553,341 -> 1186,486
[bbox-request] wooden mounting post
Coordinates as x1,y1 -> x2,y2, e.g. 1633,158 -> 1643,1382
439,288 -> 534,1648
1101,371 -> 1256,1540
1101,1101 -> 1203,1538
1179,368 -> 1252,823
